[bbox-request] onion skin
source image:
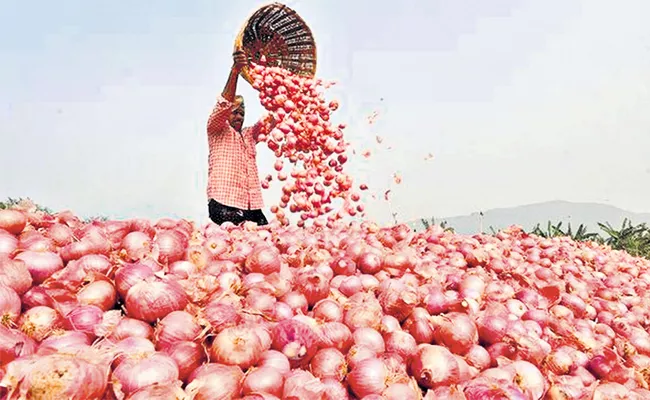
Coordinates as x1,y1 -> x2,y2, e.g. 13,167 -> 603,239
185,363 -> 244,400
411,345 -> 460,389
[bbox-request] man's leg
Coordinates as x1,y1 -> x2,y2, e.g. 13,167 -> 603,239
208,199 -> 246,225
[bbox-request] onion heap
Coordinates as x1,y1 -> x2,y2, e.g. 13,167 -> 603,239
249,63 -> 366,228
1,206 -> 650,399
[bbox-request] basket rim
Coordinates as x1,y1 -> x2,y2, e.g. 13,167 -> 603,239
233,1 -> 317,84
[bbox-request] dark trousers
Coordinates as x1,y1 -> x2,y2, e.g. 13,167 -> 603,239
208,199 -> 268,226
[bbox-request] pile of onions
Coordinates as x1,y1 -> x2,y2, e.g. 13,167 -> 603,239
3,66 -> 650,399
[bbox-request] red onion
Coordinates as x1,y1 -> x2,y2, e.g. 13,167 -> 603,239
114,263 -> 155,299
169,260 -> 197,278
0,283 -> 21,325
320,322 -> 354,352
310,347 -> 347,381
112,351 -> 179,398
0,231 -> 17,256
353,327 -> 385,354
378,279 -> 418,322
153,310 -> 202,351
126,381 -> 186,399
411,345 -> 460,389
64,305 -> 103,337
0,325 -> 37,364
2,352 -> 110,398
124,279 -> 188,323
258,349 -> 291,374
185,363 -> 244,399
242,366 -> 284,397
14,250 -> 63,284
385,330 -> 417,360
37,330 -> 90,355
211,325 -> 264,369
153,230 -> 186,264
203,302 -> 241,333
281,291 -> 308,314
383,382 -> 420,400
0,210 -> 26,234
163,340 -> 206,382
322,378 -> 350,399
432,312 -> 478,355
45,223 -> 75,246
346,344 -> 377,370
109,317 -> 153,341
271,319 -> 320,368
283,369 -> 326,399
18,305 -> 63,341
347,357 -> 388,397
296,269 -> 330,306
77,279 -> 116,311
245,244 -> 282,274
76,254 -> 112,275
122,231 -> 152,261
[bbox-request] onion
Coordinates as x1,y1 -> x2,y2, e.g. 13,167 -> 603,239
124,279 -> 188,323
163,340 -> 207,382
0,210 -> 26,234
37,330 -> 90,355
347,357 -> 388,397
283,369 -> 326,399
347,344 -> 377,370
378,279 -> 418,322
14,250 -> 63,284
0,231 -> 17,256
112,351 -> 179,398
296,269 -> 330,306
77,279 -> 117,311
109,317 -> 153,341
411,345 -> 460,389
63,305 -> 103,338
153,310 -> 202,351
310,347 -> 347,381
126,382 -> 186,400
114,263 -> 155,299
258,349 -> 291,374
271,319 -> 320,368
1,352 -> 110,398
18,305 -> 63,341
0,283 -> 21,325
245,245 -> 282,274
313,299 -> 343,322
432,312 -> 478,355
320,322 -> 354,352
76,254 -> 112,275
353,327 -> 385,354
122,231 -> 152,261
242,366 -> 284,397
385,330 -> 417,360
210,325 -> 264,369
185,363 -> 244,400
0,325 -> 37,364
203,302 -> 241,333
153,230 -> 186,264
281,291 -> 308,315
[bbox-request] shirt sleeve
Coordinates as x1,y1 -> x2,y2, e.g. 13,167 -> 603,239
207,96 -> 233,136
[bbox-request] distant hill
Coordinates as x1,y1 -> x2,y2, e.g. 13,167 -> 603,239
407,201 -> 650,235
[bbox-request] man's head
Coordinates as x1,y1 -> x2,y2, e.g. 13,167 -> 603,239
229,95 -> 245,132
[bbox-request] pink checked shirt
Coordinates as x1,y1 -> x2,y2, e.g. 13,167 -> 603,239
206,96 -> 265,210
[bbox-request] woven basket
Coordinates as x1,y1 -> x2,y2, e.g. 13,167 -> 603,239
234,2 -> 317,85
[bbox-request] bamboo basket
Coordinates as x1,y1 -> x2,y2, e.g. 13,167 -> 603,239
233,2 -> 317,84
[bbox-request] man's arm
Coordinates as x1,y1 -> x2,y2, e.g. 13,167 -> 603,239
222,51 -> 247,102
208,51 -> 249,135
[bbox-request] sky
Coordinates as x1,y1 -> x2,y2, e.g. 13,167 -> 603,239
1,0 -> 650,226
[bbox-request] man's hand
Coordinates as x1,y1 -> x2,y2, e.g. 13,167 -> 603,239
232,51 -> 248,73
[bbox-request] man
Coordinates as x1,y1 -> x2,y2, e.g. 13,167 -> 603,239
205,51 -> 272,226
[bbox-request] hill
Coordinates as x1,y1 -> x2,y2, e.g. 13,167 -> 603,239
407,201 -> 650,235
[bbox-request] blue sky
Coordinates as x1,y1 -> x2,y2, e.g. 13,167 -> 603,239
1,0 -> 649,225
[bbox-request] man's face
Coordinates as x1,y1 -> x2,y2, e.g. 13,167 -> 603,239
229,97 -> 245,132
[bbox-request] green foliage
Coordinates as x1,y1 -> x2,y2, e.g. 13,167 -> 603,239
419,217 -> 454,233
0,197 -> 52,214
